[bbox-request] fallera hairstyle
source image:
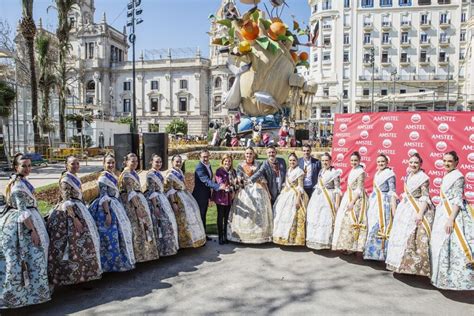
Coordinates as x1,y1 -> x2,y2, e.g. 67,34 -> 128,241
123,152 -> 138,166
410,152 -> 423,164
103,153 -> 115,164
171,154 -> 182,162
288,152 -> 298,161
444,150 -> 459,163
351,151 -> 361,160
149,154 -> 162,165
12,153 -> 30,171
321,152 -> 332,160
377,153 -> 389,162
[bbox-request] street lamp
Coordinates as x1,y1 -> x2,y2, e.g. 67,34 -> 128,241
370,47 -> 375,112
127,0 -> 144,135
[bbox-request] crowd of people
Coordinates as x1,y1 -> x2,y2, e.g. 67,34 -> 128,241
0,145 -> 472,309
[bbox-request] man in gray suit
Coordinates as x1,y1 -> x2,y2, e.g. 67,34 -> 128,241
249,145 -> 287,205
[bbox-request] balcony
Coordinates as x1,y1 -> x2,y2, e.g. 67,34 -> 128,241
420,20 -> 431,29
440,19 -> 451,29
400,21 -> 411,30
400,39 -> 411,48
420,38 -> 431,47
363,40 -> 374,48
400,57 -> 411,66
381,21 -> 392,31
419,57 -> 431,65
363,22 -> 373,31
439,37 -> 450,47
438,58 -> 449,66
363,58 -> 372,66
381,57 -> 391,66
344,23 -> 351,29
381,39 -> 392,48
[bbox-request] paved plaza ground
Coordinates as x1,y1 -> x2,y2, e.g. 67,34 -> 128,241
6,239 -> 473,315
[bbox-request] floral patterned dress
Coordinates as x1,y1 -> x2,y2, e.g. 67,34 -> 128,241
332,166 -> 368,252
119,168 -> 159,262
430,170 -> 473,290
273,167 -> 308,246
306,168 -> 341,250
164,168 -> 206,248
89,171 -> 135,272
144,169 -> 179,256
364,169 -> 396,261
0,176 -> 50,309
227,161 -> 273,244
386,171 -> 434,276
47,172 -> 102,286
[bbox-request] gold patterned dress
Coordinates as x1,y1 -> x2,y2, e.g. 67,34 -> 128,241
386,170 -> 434,276
227,161 -> 273,244
164,168 -> 206,248
47,172 -> 102,286
119,168 -> 159,262
332,166 -> 368,252
273,167 -> 308,246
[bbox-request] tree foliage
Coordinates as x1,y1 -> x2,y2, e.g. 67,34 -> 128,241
165,118 -> 188,135
0,80 -> 15,118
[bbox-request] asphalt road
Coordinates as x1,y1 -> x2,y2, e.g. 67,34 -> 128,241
5,239 -> 473,315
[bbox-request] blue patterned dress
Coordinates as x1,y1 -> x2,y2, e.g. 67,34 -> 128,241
89,171 -> 135,272
0,176 -> 51,309
364,169 -> 396,261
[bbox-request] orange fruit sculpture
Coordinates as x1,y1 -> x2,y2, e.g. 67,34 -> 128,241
268,21 -> 287,40
299,51 -> 309,61
241,20 -> 260,41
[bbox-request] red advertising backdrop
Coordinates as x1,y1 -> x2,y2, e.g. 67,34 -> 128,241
331,112 -> 474,207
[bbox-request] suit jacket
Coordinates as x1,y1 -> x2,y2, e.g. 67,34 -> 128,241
250,157 -> 287,203
192,161 -> 219,203
298,157 -> 321,189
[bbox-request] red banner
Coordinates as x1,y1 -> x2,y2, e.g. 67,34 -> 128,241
331,112 -> 474,206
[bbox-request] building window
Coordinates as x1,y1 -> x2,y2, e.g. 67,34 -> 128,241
179,79 -> 188,90
322,52 -> 331,62
382,32 -> 390,43
214,77 -> 222,89
323,88 -> 329,96
420,50 -> 427,62
440,32 -> 448,43
363,88 -> 370,96
123,99 -> 131,113
344,0 -> 350,8
419,0 -> 431,4
178,97 -> 187,112
379,106 -> 389,112
322,0 -> 332,10
401,32 -> 409,43
420,14 -> 429,25
313,53 -> 318,62
363,33 -> 371,44
400,89 -> 407,94
361,0 -> 374,7
150,98 -> 159,112
419,89 -> 426,93
460,30 -> 466,42
323,35 -> 331,46
123,81 -> 131,91
400,52 -> 408,62
461,12 -> 466,23
343,89 -> 348,99
439,51 -> 447,62
399,0 -> 411,6
214,95 -> 222,111
438,0 -> 450,4
381,51 -> 389,62
364,53 -> 371,63
343,33 -> 350,45
380,0 -> 392,6
343,51 -> 350,62
86,96 -> 94,105
151,80 -> 159,90
460,49 -> 465,60
229,76 -> 235,88
420,32 -> 428,43
381,89 -> 388,96
440,13 -> 448,24
86,42 -> 94,59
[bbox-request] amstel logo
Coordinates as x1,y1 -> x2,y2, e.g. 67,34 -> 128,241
409,131 -> 419,141
436,141 -> 447,152
437,123 -> 449,134
382,139 -> 392,148
408,149 -> 418,157
336,153 -> 344,162
468,152 -> 474,163
433,177 -> 443,188
384,122 -> 393,131
360,130 -> 369,139
362,115 -> 371,124
411,114 -> 421,123
434,159 -> 445,170
338,139 -> 346,147
359,146 -> 368,155
466,172 -> 474,183
339,123 -> 348,132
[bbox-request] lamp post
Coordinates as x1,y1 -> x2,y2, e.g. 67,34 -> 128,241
391,70 -> 397,111
127,0 -> 143,134
370,47 -> 375,112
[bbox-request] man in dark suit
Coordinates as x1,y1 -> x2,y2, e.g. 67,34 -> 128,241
298,144 -> 321,198
192,149 -> 225,239
249,145 -> 287,205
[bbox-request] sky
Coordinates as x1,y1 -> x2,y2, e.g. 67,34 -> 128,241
0,0 -> 311,58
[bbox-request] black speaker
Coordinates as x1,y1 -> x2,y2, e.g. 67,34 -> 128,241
114,133 -> 140,171
295,129 -> 309,141
142,133 -> 169,171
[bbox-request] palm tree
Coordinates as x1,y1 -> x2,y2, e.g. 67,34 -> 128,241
19,0 -> 41,152
55,0 -> 78,143
36,34 -> 56,136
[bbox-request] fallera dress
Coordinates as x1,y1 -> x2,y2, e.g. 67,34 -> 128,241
227,161 -> 273,244
385,170 -> 434,276
144,169 -> 179,256
430,169 -> 473,290
164,168 -> 206,248
119,168 -> 160,262
363,168 -> 396,261
88,170 -> 135,272
47,172 -> 102,286
306,168 -> 341,250
332,166 -> 368,252
272,167 -> 308,246
0,175 -> 51,309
